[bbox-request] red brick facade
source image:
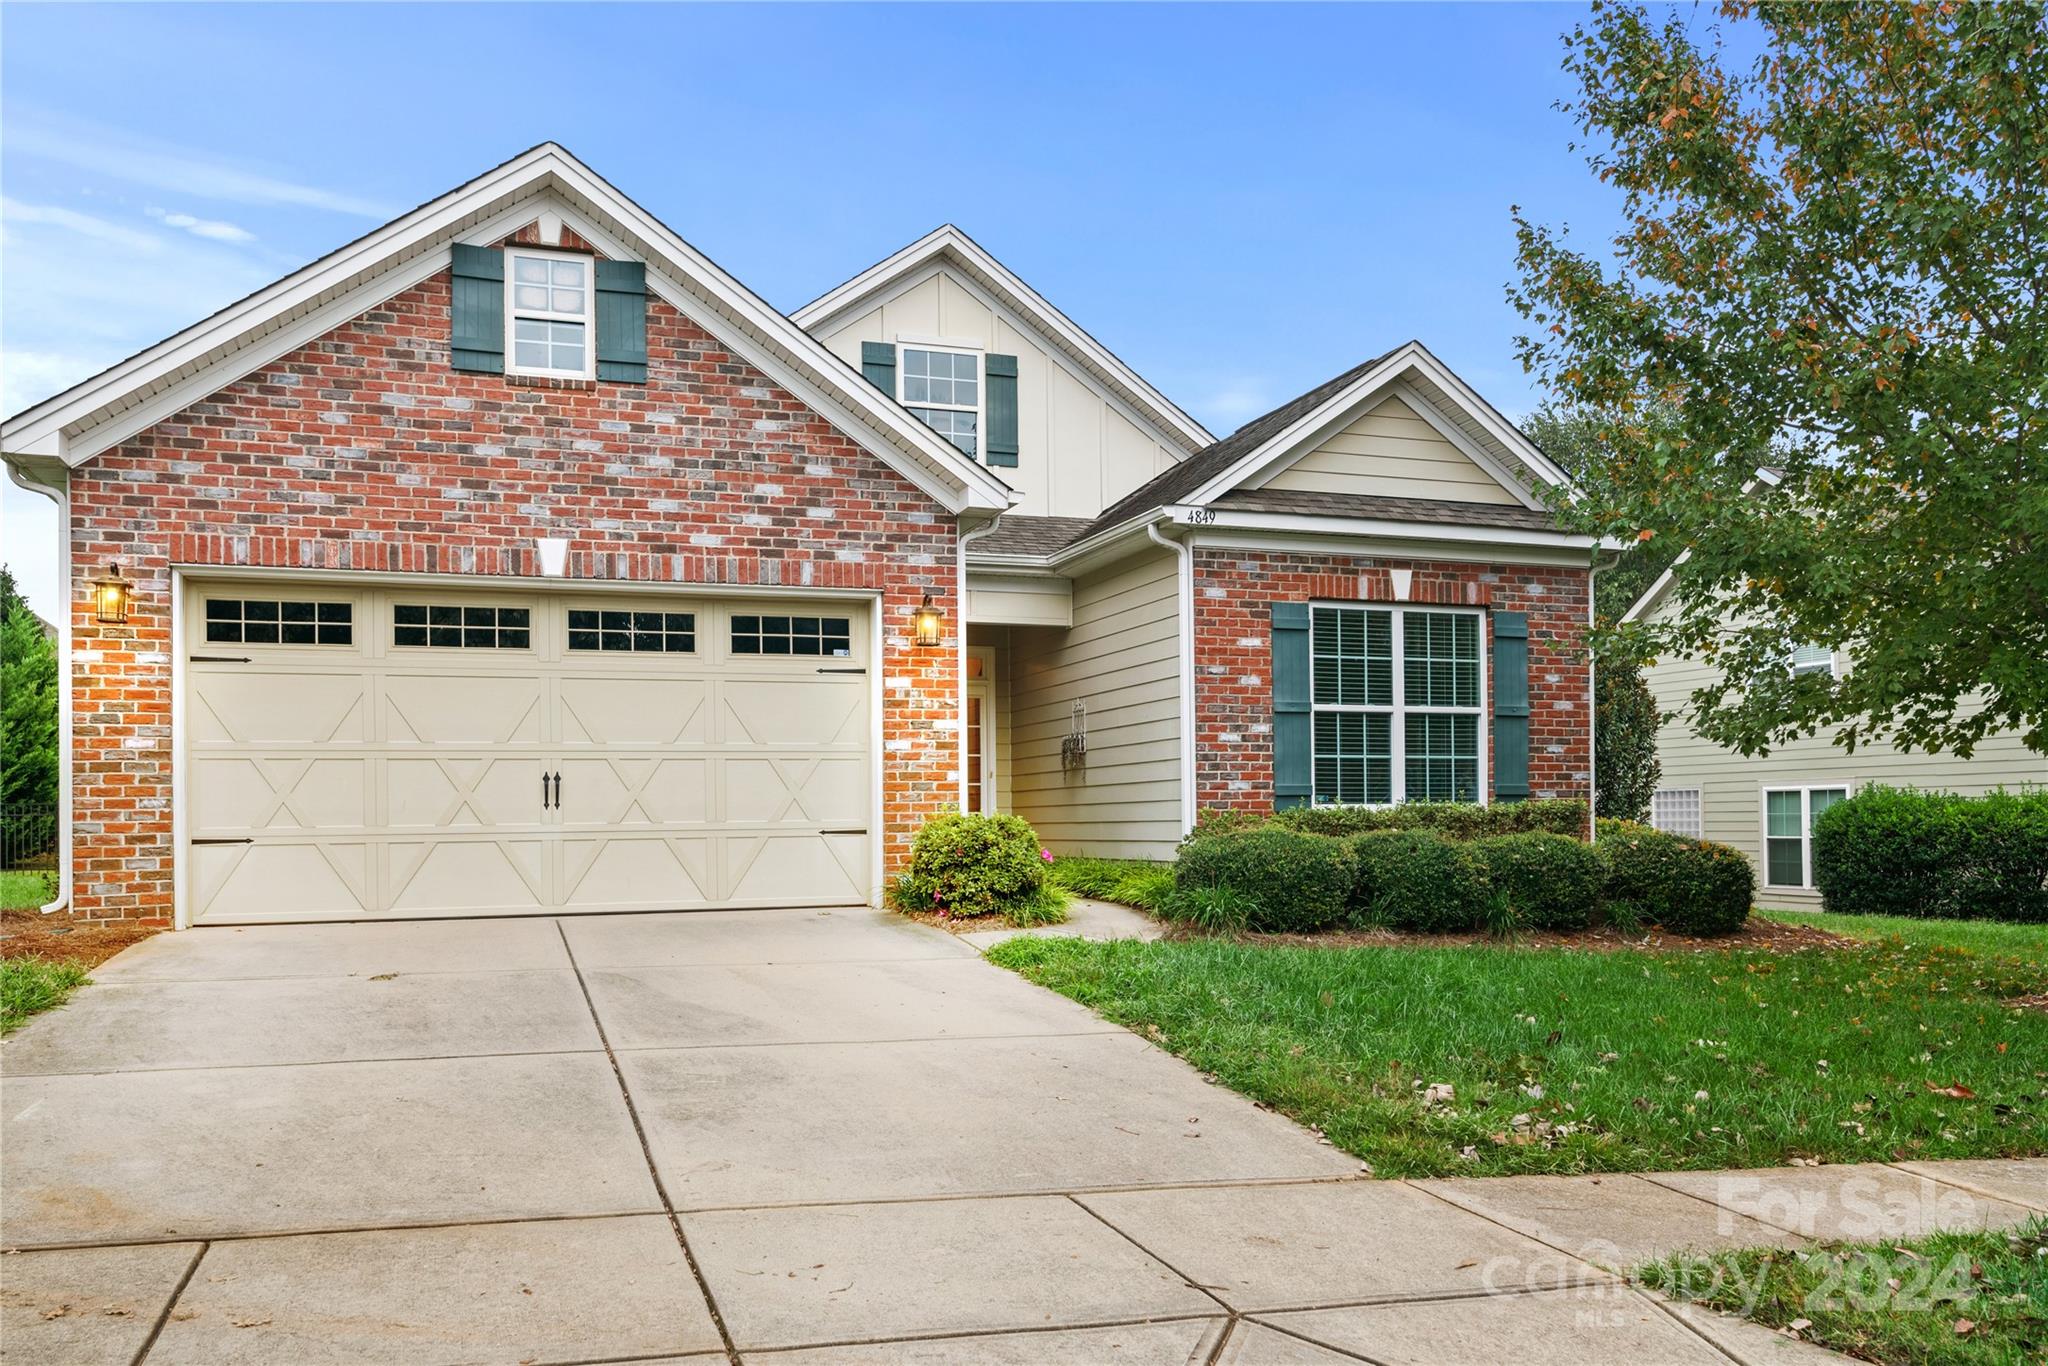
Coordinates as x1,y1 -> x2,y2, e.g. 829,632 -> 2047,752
64,267 -> 960,923
1189,548 -> 1592,817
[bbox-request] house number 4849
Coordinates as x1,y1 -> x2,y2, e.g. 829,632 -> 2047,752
1186,506 -> 1216,525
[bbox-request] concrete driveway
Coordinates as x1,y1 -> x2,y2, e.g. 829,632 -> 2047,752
0,907 -> 1925,1364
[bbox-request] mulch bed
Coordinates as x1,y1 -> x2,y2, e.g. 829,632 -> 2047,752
901,909 -> 1018,935
0,910 -> 161,968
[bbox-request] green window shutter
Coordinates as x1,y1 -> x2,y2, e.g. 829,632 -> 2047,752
861,341 -> 897,395
1492,611 -> 1531,801
449,244 -> 504,374
984,353 -> 1019,467
594,259 -> 649,383
1272,603 -> 1312,810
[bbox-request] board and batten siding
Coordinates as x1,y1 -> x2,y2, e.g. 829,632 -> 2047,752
1643,641 -> 2046,908
1252,395 -> 1520,506
813,267 -> 1181,520
1005,548 -> 1183,859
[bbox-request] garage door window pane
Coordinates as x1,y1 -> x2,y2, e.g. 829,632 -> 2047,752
205,598 -> 352,646
395,604 -> 530,649
568,608 -> 694,653
732,614 -> 851,657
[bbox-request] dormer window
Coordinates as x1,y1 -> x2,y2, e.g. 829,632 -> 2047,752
507,249 -> 592,378
900,347 -> 979,458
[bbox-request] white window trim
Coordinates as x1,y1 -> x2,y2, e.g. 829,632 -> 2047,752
895,339 -> 984,462
505,247 -> 596,380
1309,603 -> 1489,807
1759,784 -> 1849,889
1650,787 -> 1703,838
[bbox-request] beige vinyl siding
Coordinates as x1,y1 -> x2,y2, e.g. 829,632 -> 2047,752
1643,642 -> 2046,908
1006,548 -> 1183,859
814,267 -> 1181,520
1254,395 -> 1519,505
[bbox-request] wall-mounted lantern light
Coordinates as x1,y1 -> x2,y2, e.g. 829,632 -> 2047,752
90,562 -> 134,625
911,592 -> 944,648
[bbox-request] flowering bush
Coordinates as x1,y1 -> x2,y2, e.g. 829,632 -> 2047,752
893,813 -> 1066,926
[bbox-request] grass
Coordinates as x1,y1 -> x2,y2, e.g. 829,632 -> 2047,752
1760,907 -> 2048,961
1,957 -> 90,1034
1641,1217 -> 2047,1365
0,869 -> 55,911
986,935 -> 2048,1178
1045,857 -> 1174,911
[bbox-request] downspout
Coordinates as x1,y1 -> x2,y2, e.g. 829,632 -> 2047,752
1146,520 -> 1196,837
6,460 -> 72,914
956,513 -> 1003,810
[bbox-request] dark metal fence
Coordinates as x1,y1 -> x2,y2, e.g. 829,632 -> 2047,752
1,806 -> 59,871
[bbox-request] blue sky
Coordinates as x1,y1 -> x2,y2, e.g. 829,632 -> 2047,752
1,1 -> 1628,612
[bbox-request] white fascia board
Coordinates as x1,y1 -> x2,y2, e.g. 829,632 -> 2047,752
1184,527 -> 1599,570
792,225 -> 1215,453
1165,504 -> 1600,557
1401,344 -> 1572,491
2,144 -> 565,458
4,144 -> 1012,514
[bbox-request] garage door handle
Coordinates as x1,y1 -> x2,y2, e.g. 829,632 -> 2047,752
189,655 -> 251,663
816,667 -> 865,674
820,829 -> 867,836
191,837 -> 254,846
551,772 -> 562,808
541,772 -> 552,810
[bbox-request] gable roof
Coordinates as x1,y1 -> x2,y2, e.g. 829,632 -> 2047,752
1082,340 -> 1572,539
1,144 -> 1014,515
791,224 -> 1215,455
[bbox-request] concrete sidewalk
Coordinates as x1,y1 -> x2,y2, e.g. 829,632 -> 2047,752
2,907 -> 2040,1365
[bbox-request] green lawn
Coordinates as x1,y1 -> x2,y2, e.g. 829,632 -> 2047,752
987,936 -> 2048,1178
1641,1217 -> 2047,1365
0,870 -> 55,911
1,958 -> 89,1034
1761,907 -> 2048,960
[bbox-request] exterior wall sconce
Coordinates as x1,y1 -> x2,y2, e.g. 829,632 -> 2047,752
912,592 -> 944,648
90,562 -> 134,625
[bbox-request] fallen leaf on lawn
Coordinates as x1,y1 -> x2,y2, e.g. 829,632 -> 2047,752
1925,1082 -> 1976,1099
1953,1318 -> 1976,1336
1786,1317 -> 1812,1336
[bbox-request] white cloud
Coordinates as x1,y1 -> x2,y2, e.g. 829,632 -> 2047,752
7,117 -> 395,218
1,197 -> 161,253
1193,378 -> 1276,431
146,206 -> 256,244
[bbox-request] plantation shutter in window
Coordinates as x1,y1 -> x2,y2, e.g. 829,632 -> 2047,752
1492,610 -> 1531,801
861,341 -> 896,394
984,353 -> 1020,467
594,259 -> 649,383
449,244 -> 505,374
1272,603 -> 1312,810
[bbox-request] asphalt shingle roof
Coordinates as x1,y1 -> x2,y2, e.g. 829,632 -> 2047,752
1210,488 -> 1568,532
969,515 -> 1098,558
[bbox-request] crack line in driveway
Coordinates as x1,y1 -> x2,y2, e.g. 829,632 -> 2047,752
555,920 -> 742,1366
128,1239 -> 207,1366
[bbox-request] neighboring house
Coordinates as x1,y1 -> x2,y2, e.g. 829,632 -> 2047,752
1,144 -> 1599,928
1625,568 -> 2046,908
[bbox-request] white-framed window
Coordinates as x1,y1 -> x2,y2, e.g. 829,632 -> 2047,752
1311,605 -> 1485,805
899,346 -> 980,458
1788,642 -> 1836,678
1650,787 -> 1703,838
506,248 -> 593,379
1761,785 -> 1847,887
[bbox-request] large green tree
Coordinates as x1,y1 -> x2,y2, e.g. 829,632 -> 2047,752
1511,1 -> 2047,757
1,566 -> 60,811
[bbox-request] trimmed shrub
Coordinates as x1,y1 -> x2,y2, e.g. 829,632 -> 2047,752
1188,807 -> 1272,841
1597,821 -> 1753,936
1813,786 -> 2048,924
1274,798 -> 1589,842
1047,857 -> 1174,912
1347,829 -> 1493,932
895,813 -> 1062,926
1174,828 -> 1356,933
1471,831 -> 1606,931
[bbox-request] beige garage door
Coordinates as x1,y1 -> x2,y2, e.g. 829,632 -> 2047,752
184,581 -> 871,924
